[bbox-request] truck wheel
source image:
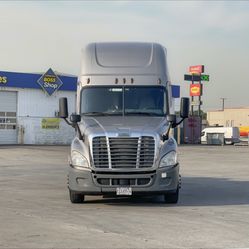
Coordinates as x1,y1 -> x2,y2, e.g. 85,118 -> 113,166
164,188 -> 179,204
69,190 -> 85,203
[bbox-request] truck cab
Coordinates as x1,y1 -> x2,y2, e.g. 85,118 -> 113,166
59,42 -> 189,203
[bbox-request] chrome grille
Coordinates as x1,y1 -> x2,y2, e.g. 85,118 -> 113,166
92,136 -> 155,169
109,137 -> 138,168
92,137 -> 109,168
139,136 -> 156,168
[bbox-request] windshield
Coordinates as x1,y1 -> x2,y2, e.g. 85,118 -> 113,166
81,86 -> 167,116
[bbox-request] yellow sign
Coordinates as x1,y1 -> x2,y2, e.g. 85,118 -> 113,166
239,126 -> 249,137
41,118 -> 60,129
0,76 -> 7,84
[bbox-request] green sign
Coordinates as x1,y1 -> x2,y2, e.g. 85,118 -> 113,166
201,75 -> 209,81
41,118 -> 60,129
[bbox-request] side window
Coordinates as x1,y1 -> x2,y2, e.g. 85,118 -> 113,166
201,132 -> 205,136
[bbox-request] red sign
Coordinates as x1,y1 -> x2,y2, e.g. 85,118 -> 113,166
190,84 -> 202,96
189,65 -> 204,74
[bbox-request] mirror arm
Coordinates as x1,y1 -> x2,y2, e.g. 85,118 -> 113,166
63,117 -> 73,126
174,117 -> 186,127
75,123 -> 84,141
63,118 -> 84,141
162,122 -> 172,142
162,117 -> 188,142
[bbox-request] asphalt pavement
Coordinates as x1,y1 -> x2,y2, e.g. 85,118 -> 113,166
0,145 -> 249,248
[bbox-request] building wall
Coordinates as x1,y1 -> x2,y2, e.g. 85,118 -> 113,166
0,87 -> 76,144
207,108 -> 249,127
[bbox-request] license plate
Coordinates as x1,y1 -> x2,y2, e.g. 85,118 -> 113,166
116,187 -> 132,196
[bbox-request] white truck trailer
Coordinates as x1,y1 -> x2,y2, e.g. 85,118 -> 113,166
201,127 -> 240,145
59,42 -> 189,203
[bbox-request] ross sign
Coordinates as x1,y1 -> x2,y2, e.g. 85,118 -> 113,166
184,74 -> 209,82
190,84 -> 202,96
41,118 -> 60,129
37,68 -> 63,96
189,65 -> 204,74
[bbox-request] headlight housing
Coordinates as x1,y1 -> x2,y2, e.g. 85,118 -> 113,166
159,151 -> 178,168
71,151 -> 89,169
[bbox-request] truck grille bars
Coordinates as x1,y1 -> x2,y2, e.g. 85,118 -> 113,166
92,136 -> 155,169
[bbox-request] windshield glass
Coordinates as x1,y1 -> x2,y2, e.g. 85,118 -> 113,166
81,86 -> 167,116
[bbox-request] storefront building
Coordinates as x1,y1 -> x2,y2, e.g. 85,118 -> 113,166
0,69 -> 77,144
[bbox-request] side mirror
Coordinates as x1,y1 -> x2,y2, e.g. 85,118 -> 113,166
180,97 -> 190,119
70,114 -> 81,123
59,98 -> 68,118
167,114 -> 176,124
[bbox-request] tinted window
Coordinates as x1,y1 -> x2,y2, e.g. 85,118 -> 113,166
81,86 -> 167,116
81,87 -> 123,115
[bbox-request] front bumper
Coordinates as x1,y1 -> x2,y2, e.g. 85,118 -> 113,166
68,164 -> 180,195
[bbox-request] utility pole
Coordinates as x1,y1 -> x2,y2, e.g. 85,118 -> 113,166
220,98 -> 226,111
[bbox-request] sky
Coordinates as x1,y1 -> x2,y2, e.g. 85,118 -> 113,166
0,1 -> 249,111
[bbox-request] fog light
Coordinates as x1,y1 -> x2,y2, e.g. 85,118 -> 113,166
161,172 -> 167,178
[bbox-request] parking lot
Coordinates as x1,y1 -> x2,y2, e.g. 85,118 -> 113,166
0,145 -> 248,248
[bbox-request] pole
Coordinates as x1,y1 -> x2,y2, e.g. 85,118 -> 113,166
191,75 -> 194,143
198,80 -> 201,116
220,98 -> 226,111
191,75 -> 194,116
198,81 -> 202,144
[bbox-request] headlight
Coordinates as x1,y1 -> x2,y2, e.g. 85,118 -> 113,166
71,151 -> 89,169
159,151 -> 178,168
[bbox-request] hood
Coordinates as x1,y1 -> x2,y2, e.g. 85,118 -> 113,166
79,116 -> 168,138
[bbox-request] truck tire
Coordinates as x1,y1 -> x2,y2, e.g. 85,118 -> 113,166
69,190 -> 85,203
164,188 -> 179,204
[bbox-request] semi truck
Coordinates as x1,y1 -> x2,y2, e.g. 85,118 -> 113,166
59,42 -> 189,203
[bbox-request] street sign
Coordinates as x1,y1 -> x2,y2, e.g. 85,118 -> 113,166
201,74 -> 209,81
189,65 -> 204,74
37,68 -> 63,96
184,74 -> 201,81
190,84 -> 202,96
184,74 -> 209,82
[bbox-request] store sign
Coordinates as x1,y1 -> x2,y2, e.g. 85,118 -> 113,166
37,68 -> 63,96
189,65 -> 204,74
41,118 -> 60,129
190,84 -> 202,96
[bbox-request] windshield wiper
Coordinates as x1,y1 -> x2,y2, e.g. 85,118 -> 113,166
83,112 -> 122,116
125,112 -> 161,116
